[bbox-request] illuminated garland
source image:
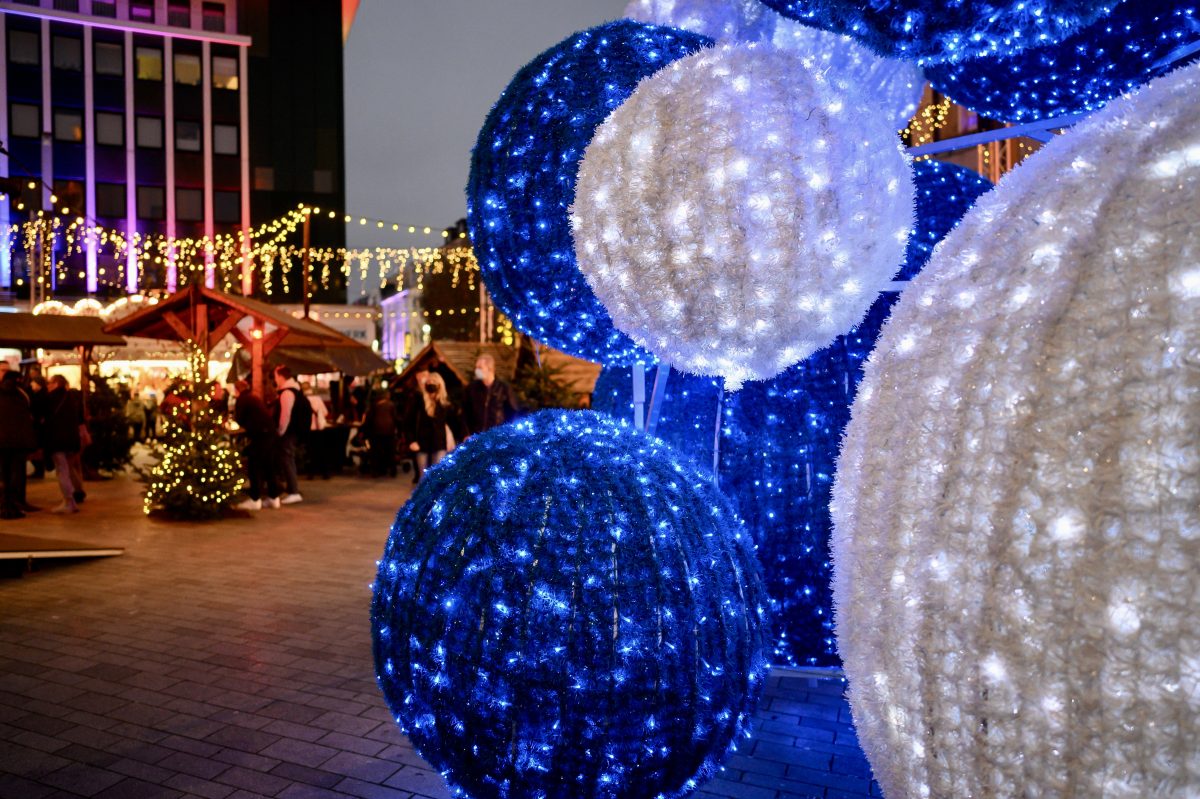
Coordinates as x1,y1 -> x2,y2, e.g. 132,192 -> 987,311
372,410 -> 770,799
10,212 -> 480,298
926,1 -> 1199,123
756,0 -> 1123,64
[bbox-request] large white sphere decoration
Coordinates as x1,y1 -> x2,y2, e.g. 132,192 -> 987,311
624,0 -> 774,42
771,19 -> 924,129
572,44 -> 914,388
832,62 -> 1200,799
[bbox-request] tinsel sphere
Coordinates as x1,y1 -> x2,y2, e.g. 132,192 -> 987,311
372,410 -> 771,799
833,63 -> 1200,798
624,0 -> 775,41
899,159 -> 993,281
466,21 -> 711,365
927,0 -> 1198,123
572,43 -> 914,388
590,160 -> 993,667
772,19 -> 924,128
758,0 -> 1123,63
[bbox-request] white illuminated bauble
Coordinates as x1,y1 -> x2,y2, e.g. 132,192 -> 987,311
572,44 -> 913,388
772,19 -> 924,129
832,62 -> 1200,799
623,0 -> 774,42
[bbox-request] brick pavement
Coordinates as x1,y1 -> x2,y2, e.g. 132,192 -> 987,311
0,472 -> 879,799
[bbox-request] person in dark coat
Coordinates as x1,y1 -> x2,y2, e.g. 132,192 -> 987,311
464,354 -> 518,436
44,374 -> 86,514
408,373 -> 465,479
361,389 -> 398,478
233,380 -> 281,511
0,372 -> 37,519
25,375 -> 48,480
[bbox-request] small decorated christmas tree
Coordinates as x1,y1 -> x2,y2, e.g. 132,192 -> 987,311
143,344 -> 244,519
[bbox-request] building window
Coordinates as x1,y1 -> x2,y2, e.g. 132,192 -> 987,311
213,124 -> 238,156
10,104 -> 40,139
8,31 -> 40,67
213,190 -> 239,223
53,111 -> 83,142
52,36 -> 83,71
53,0 -> 80,12
129,0 -> 155,22
94,41 -> 123,76
52,181 -> 85,215
202,2 -> 225,32
174,53 -> 201,86
167,0 -> 191,27
92,1 -> 117,17
135,46 -> 163,81
95,111 -> 123,147
254,167 -> 274,191
176,120 -> 201,152
212,56 -> 238,90
176,188 -> 203,221
136,186 -> 165,220
313,170 -> 334,194
136,116 -> 163,149
96,183 -> 126,218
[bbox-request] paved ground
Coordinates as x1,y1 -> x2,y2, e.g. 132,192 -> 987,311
0,471 -> 880,799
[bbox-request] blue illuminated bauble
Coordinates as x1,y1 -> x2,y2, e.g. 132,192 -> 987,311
926,1 -> 1198,122
591,160 -> 991,667
757,0 -> 1122,64
371,410 -> 770,799
466,21 -> 711,364
900,160 -> 994,281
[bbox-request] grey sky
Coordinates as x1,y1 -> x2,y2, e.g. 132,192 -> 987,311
344,0 -> 628,265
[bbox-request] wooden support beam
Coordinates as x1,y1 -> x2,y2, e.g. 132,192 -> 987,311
208,311 -> 246,353
162,310 -> 193,342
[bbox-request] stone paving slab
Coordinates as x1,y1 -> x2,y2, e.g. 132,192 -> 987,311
0,473 -> 878,799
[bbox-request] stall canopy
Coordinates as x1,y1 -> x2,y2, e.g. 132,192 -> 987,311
102,284 -> 387,396
0,313 -> 126,349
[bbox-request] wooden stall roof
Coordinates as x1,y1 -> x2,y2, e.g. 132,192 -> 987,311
0,312 -> 126,348
398,340 -> 602,396
101,283 -> 348,348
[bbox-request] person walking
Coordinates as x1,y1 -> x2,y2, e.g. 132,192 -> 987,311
143,391 -> 158,440
233,380 -> 281,511
0,372 -> 37,520
408,372 -> 464,480
361,389 -> 398,478
44,375 -> 86,514
25,375 -> 48,480
124,390 -> 146,442
272,366 -> 309,504
464,354 -> 518,436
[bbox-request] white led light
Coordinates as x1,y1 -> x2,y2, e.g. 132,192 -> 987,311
832,62 -> 1200,799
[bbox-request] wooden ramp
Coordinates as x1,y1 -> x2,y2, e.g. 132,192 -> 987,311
0,533 -> 124,562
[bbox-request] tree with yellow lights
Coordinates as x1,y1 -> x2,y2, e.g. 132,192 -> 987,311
142,344 -> 244,520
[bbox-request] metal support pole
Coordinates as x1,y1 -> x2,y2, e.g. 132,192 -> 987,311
711,381 -> 725,486
302,211 -> 312,318
631,363 -> 646,431
645,364 -> 669,437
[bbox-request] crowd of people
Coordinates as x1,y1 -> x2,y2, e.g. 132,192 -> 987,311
0,362 -> 88,518
0,352 -> 522,521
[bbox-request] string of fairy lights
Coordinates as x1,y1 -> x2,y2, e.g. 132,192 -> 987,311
5,199 -> 476,297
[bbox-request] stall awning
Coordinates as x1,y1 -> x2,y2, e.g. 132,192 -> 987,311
0,313 -> 127,349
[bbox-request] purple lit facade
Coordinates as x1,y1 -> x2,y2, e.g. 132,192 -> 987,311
0,0 -> 250,295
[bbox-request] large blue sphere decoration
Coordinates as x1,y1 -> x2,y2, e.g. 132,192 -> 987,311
899,160 -> 994,281
757,0 -> 1122,63
372,410 -> 770,799
467,21 -> 711,364
592,160 -> 991,666
926,1 -> 1199,122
